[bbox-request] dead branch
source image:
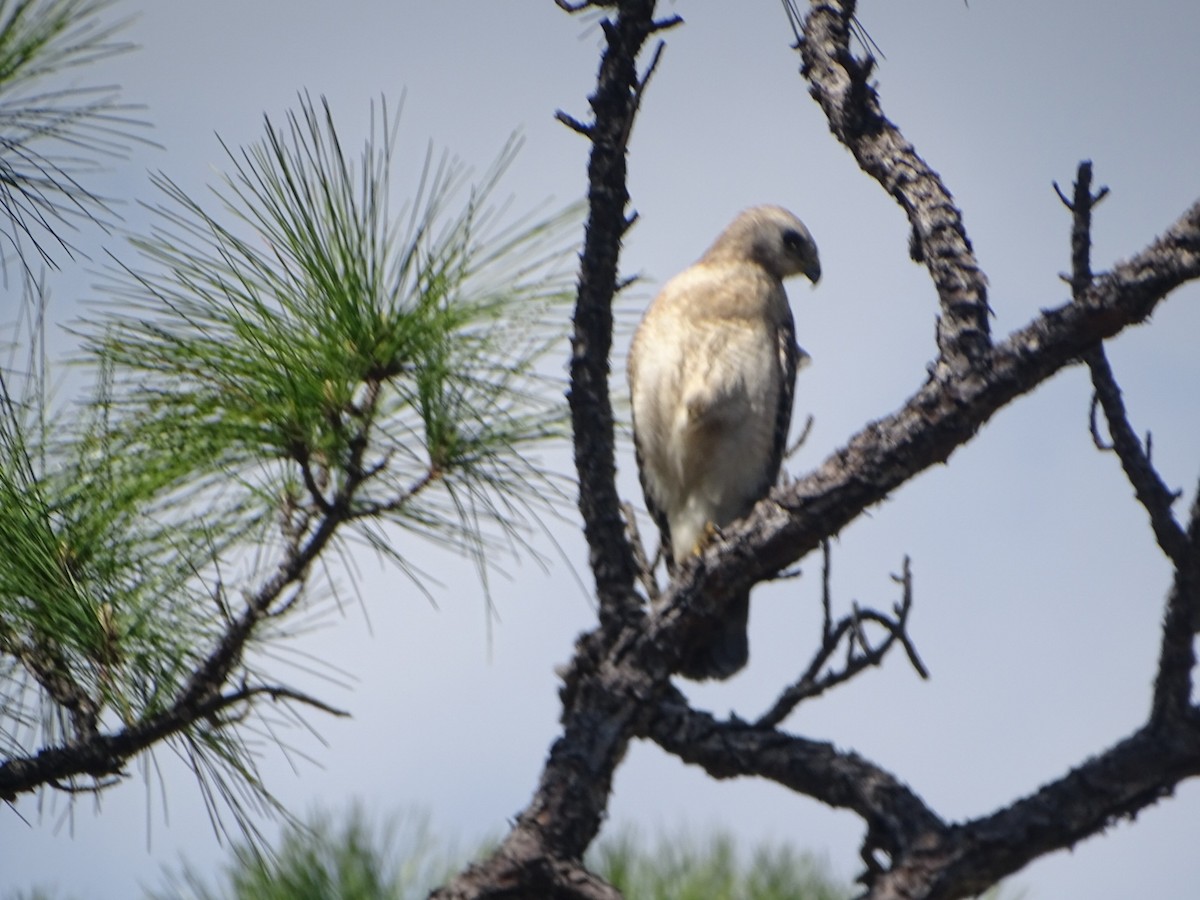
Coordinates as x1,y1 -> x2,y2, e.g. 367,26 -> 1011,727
621,501 -> 660,602
432,4 -> 669,895
556,1 -> 658,634
758,553 -> 925,728
431,3 -> 1200,899
1149,485 -> 1200,725
793,0 -> 991,372
1060,161 -> 1188,564
643,682 -> 946,864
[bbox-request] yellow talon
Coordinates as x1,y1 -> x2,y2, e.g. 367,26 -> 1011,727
691,521 -> 720,557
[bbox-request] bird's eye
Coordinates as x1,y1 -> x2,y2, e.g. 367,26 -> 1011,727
782,229 -> 806,254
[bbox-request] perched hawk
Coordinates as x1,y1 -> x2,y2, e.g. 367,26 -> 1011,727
627,205 -> 821,680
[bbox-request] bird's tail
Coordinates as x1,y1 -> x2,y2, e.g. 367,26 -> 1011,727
678,590 -> 750,681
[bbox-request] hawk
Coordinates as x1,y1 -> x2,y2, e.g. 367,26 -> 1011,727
627,205 -> 821,680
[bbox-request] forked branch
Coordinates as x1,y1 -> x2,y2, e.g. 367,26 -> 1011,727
433,4 -> 1200,898
791,0 -> 991,370
1059,161 -> 1188,565
758,549 -> 926,728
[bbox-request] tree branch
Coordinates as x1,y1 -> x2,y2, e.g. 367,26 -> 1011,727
794,0 -> 991,371
1053,161 -> 1198,728
559,1 -> 674,634
0,384 -> 385,801
1058,161 -> 1188,565
1086,343 -> 1187,561
1150,485 -> 1200,725
643,683 -> 946,864
432,4 -> 672,896
0,681 -> 347,801
757,554 -> 925,728
870,713 -> 1200,900
4,635 -> 100,743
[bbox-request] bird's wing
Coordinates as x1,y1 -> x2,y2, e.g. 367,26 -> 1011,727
631,415 -> 675,572
767,306 -> 800,488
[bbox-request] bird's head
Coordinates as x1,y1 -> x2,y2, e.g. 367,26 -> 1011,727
706,205 -> 821,285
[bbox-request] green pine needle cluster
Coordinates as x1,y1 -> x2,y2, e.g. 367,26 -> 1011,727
592,827 -> 850,900
0,0 -> 144,269
0,309 -> 223,760
144,808 -> 857,900
1,88 -> 580,821
86,94 -> 578,573
146,806 -> 462,900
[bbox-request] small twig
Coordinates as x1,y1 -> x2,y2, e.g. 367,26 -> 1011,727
614,273 -> 640,293
1086,345 -> 1186,563
821,537 -> 833,642
347,464 -> 443,520
1062,161 -> 1187,564
768,565 -> 804,583
756,555 -> 924,728
891,557 -> 929,678
618,38 -> 669,152
222,683 -> 351,719
785,413 -> 815,460
49,775 -> 123,794
291,442 -> 334,514
554,110 -> 593,137
650,14 -> 684,34
1055,159 -> 1109,298
1088,393 -> 1111,450
847,601 -> 871,661
621,501 -> 660,602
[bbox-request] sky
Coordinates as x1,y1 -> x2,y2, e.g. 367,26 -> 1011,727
5,1 -> 1200,897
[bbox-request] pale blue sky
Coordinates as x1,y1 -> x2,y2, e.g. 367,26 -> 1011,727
5,2 -> 1200,898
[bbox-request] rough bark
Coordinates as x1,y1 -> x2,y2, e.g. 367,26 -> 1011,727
431,3 -> 1200,898
431,3 -> 676,895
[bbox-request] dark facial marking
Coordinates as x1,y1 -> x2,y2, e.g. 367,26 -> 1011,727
781,228 -> 807,256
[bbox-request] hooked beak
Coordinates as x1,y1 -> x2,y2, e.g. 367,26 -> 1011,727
805,258 -> 821,285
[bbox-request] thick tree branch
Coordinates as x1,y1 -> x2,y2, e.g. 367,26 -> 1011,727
643,684 -> 945,863
870,713 -> 1200,900
560,2 -> 678,634
794,0 -> 991,371
647,638 -> 1200,900
1150,487 -> 1200,725
431,4 -> 672,897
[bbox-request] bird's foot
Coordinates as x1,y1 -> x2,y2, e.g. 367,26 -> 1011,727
690,521 -> 721,557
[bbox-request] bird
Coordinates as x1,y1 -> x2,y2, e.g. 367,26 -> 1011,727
627,205 -> 821,680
